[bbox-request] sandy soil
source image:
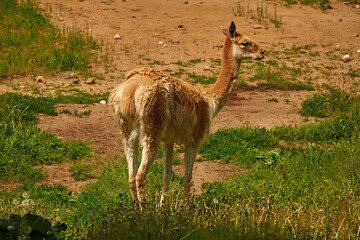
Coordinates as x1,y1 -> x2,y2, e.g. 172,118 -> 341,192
1,0 -> 359,194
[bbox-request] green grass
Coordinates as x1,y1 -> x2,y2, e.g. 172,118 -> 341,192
0,0 -> 99,78
246,60 -> 314,91
346,68 -> 360,78
188,73 -> 217,85
282,0 -> 332,10
300,87 -> 354,118
2,87 -> 360,239
199,127 -> 279,166
0,92 -> 107,183
72,95 -> 360,239
71,162 -> 94,181
2,84 -> 360,239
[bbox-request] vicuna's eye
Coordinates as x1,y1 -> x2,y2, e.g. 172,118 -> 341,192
241,42 -> 250,47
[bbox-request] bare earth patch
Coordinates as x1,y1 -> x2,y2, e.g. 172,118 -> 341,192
35,163 -> 95,194
2,0 -> 359,193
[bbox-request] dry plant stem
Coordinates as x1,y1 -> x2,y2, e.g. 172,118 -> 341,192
109,21 -> 264,207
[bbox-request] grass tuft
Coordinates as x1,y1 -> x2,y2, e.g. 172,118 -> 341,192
0,0 -> 99,77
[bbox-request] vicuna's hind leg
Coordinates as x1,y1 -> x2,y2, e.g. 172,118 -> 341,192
184,145 -> 198,199
160,142 -> 174,206
121,121 -> 140,202
136,135 -> 160,203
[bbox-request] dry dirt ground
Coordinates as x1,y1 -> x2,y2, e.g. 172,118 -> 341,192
1,0 -> 359,194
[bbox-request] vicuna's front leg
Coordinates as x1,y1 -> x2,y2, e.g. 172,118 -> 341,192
136,136 -> 160,203
160,142 -> 174,206
184,145 -> 198,199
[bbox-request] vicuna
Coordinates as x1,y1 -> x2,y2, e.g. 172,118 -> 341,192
109,21 -> 264,206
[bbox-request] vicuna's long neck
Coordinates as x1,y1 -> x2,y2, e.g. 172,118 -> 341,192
206,36 -> 241,115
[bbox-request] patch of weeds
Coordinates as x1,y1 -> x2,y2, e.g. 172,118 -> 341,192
84,71 -> 105,81
210,58 -> 221,66
172,58 -> 204,68
59,109 -> 72,115
173,61 -> 189,68
309,51 -> 321,57
119,44 -> 130,55
300,87 -> 354,118
188,73 -> 216,85
238,75 -> 247,87
172,155 -> 181,165
73,109 -> 91,118
17,183 -> 74,208
247,60 -> 314,91
149,60 -> 166,66
0,122 -> 92,182
71,162 -> 94,181
199,127 -> 279,166
69,157 -> 183,230
0,0 -> 100,77
274,89 -> 360,143
233,0 -> 282,28
170,68 -> 186,77
0,92 -> 94,183
269,98 -> 279,102
269,3 -> 282,28
88,136 -> 360,240
282,0 -> 332,10
175,146 -> 185,153
54,88 -> 109,104
346,68 -> 360,78
189,58 -> 204,64
300,93 -> 328,117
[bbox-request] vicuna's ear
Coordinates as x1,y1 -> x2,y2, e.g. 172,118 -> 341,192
220,26 -> 228,36
229,21 -> 236,38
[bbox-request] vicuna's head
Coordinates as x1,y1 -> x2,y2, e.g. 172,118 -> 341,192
222,21 -> 264,60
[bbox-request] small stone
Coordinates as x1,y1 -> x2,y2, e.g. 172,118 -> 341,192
100,100 -> 107,105
338,18 -> 343,22
342,54 -> 351,63
158,41 -> 165,46
254,24 -> 262,29
203,66 -> 211,71
114,34 -> 121,39
184,1 -> 189,4
178,25 -> 184,28
58,17 -> 64,21
72,79 -> 80,84
70,72 -> 78,78
355,5 -> 360,9
354,34 -> 359,37
36,76 -> 45,83
86,77 -> 96,84
172,40 -> 180,44
7,225 -> 15,231
356,50 -> 360,54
